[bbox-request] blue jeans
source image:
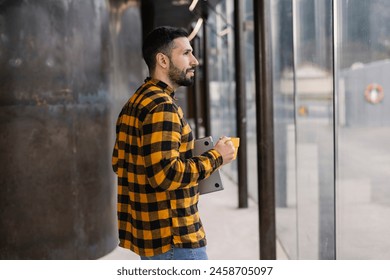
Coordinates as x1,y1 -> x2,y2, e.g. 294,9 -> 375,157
140,246 -> 208,260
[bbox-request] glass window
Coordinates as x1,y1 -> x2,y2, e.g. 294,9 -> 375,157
208,1 -> 238,182
244,0 -> 258,204
294,0 -> 335,260
335,0 -> 390,259
271,0 -> 297,260
273,0 -> 334,259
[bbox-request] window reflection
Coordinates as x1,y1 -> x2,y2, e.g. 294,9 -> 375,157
336,0 -> 390,259
208,1 -> 238,182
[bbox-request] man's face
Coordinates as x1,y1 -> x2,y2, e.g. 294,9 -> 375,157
167,37 -> 199,87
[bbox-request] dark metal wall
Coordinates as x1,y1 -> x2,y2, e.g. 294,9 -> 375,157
0,0 -> 144,259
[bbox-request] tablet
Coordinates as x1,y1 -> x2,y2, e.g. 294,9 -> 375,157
194,136 -> 224,195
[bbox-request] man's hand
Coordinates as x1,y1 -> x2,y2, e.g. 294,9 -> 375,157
214,136 -> 235,165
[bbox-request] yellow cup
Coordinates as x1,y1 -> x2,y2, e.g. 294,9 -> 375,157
229,137 -> 240,160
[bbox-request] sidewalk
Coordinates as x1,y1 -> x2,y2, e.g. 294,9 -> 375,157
100,173 -> 288,260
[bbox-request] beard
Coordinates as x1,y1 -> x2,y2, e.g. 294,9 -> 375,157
168,62 -> 195,87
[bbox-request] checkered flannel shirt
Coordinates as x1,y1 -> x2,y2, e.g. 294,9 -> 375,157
112,78 -> 223,257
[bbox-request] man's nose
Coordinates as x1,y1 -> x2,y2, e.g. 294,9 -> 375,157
191,54 -> 199,67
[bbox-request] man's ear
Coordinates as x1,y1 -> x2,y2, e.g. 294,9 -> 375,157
156,53 -> 169,69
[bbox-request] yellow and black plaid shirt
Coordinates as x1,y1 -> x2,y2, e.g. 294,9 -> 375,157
112,78 -> 223,257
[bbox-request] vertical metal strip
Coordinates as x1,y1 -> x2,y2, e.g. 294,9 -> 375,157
192,36 -> 201,139
292,0 -> 300,259
253,0 -> 276,260
332,0 -> 339,260
234,0 -> 248,208
202,21 -> 211,137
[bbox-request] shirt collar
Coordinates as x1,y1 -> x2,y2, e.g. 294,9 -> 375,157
144,77 -> 176,99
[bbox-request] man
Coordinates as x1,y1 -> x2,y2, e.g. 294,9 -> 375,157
112,26 -> 235,260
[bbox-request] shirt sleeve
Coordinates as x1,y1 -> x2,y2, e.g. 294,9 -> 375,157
141,102 -> 223,191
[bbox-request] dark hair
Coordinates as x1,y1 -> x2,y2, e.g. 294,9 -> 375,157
142,26 -> 189,72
